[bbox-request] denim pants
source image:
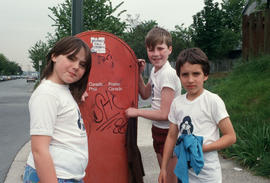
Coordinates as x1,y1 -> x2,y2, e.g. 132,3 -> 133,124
23,164 -> 84,183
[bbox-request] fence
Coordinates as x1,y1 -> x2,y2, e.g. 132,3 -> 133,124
142,59 -> 236,78
242,9 -> 270,60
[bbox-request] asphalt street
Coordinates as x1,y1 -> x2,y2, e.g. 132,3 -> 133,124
0,79 -> 33,183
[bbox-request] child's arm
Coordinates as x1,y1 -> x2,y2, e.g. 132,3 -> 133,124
138,73 -> 152,99
125,87 -> 175,121
31,135 -> 58,183
137,59 -> 151,99
159,123 -> 179,183
203,117 -> 236,152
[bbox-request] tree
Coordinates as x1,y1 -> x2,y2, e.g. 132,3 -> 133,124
0,53 -> 22,75
191,0 -> 246,60
220,0 -> 246,54
170,24 -> 194,61
124,14 -> 141,32
122,20 -> 158,62
28,41 -> 49,72
0,53 -> 8,74
29,0 -> 127,70
222,0 -> 246,33
48,0 -> 126,42
191,0 -> 224,59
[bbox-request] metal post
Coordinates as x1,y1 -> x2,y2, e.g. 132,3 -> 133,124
38,60 -> 42,82
72,0 -> 83,36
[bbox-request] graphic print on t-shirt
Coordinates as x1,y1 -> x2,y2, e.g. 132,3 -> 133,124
151,84 -> 155,98
77,109 -> 86,131
179,116 -> 194,135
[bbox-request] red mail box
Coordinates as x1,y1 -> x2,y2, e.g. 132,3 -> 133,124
77,31 -> 138,183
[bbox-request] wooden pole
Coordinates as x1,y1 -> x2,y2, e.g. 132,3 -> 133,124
264,9 -> 270,54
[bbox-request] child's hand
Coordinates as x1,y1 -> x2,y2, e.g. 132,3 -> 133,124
81,91 -> 88,102
138,59 -> 146,74
125,107 -> 138,118
158,169 -> 167,183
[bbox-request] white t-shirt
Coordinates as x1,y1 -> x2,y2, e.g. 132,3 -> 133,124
148,61 -> 181,129
27,79 -> 88,180
168,89 -> 229,183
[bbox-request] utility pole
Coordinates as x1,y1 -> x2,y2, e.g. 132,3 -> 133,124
72,0 -> 83,36
38,60 -> 42,82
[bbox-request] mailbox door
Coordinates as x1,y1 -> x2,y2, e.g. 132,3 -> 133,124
77,31 -> 138,183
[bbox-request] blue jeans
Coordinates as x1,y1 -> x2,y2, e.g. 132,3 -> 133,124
23,164 -> 84,183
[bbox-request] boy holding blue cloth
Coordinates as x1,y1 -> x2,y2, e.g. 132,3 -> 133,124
159,48 -> 236,183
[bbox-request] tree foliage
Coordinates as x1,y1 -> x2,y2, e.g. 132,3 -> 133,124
29,0 -> 127,71
82,0 -> 126,35
28,41 -> 49,72
191,0 -> 225,59
191,0 -> 246,60
122,16 -> 195,62
28,0 -> 247,70
0,53 -> 22,75
222,0 -> 246,33
48,0 -> 126,41
123,19 -> 157,62
170,25 -> 194,61
48,0 -> 72,41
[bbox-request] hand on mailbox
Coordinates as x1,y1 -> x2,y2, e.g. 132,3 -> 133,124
138,59 -> 146,74
125,107 -> 139,118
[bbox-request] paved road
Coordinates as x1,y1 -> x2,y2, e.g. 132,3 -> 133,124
0,79 -> 33,183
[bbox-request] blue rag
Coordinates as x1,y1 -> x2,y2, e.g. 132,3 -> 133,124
174,134 -> 204,183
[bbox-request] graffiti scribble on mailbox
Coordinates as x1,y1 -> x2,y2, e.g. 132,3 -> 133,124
93,90 -> 127,134
95,49 -> 114,68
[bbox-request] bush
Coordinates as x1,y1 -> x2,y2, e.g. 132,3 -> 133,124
206,55 -> 270,178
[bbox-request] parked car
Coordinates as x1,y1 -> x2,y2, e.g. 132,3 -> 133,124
0,75 -> 8,81
26,76 -> 37,83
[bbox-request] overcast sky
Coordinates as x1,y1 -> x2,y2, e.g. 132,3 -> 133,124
0,0 -> 222,71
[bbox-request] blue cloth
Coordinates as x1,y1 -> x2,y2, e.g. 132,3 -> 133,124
23,164 -> 84,183
174,134 -> 204,183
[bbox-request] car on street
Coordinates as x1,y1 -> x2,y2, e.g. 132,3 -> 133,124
26,76 -> 37,83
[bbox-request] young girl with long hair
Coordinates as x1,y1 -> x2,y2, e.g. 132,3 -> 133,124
23,36 -> 91,183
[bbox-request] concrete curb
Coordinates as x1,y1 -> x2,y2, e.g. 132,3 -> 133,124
4,141 -> 30,183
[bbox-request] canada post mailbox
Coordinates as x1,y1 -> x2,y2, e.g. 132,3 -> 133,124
77,31 -> 138,183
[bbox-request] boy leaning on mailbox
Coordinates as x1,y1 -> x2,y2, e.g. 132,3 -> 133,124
125,27 -> 181,183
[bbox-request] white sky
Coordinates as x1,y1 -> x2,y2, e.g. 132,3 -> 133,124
0,0 -> 222,71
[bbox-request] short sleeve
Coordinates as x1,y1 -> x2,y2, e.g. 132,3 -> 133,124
211,94 -> 229,124
168,99 -> 178,125
148,74 -> 152,86
160,71 -> 179,92
29,93 -> 58,136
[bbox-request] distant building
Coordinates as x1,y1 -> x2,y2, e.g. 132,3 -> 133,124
242,0 -> 270,60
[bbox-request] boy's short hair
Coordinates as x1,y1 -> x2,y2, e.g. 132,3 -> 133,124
145,27 -> 172,49
176,47 -> 210,77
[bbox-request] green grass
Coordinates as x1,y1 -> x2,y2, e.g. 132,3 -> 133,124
205,55 -> 270,178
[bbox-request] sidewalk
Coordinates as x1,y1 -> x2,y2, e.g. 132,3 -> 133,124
4,117 -> 269,183
137,117 -> 270,183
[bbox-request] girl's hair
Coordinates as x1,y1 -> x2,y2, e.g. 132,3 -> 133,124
41,36 -> 92,103
145,26 -> 172,49
175,47 -> 210,77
